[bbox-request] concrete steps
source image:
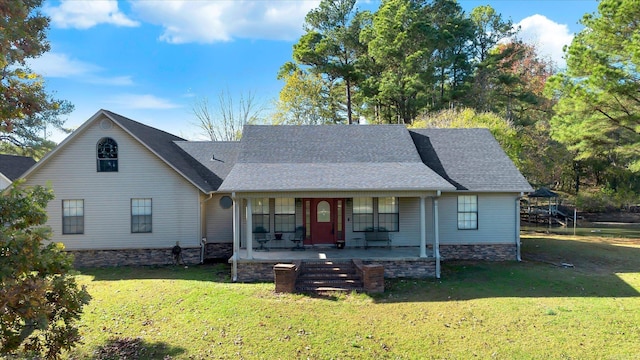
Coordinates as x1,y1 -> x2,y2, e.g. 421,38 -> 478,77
295,260 -> 363,293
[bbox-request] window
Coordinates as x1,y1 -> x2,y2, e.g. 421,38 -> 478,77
97,137 -> 118,172
252,198 -> 270,233
62,200 -> 84,234
131,198 -> 152,233
352,197 -> 373,232
378,197 -> 399,231
275,198 -> 295,233
458,195 -> 478,230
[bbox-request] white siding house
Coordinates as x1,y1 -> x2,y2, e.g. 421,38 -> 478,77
20,110 -> 533,277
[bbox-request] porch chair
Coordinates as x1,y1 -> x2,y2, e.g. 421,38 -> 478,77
255,233 -> 272,251
291,226 -> 305,251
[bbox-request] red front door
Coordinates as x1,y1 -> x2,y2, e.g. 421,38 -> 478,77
308,198 -> 346,245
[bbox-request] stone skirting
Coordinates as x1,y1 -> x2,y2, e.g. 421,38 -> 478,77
236,261 -> 279,282
362,259 -> 436,278
205,242 -> 233,260
439,243 -> 517,261
68,247 -> 201,267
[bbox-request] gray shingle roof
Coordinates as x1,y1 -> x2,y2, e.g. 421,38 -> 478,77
409,128 -> 532,192
218,125 -> 456,192
104,110 -> 223,192
175,141 -> 239,182
0,154 -> 36,181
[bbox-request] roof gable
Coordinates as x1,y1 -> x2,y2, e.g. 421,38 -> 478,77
218,125 -> 456,192
0,154 -> 36,181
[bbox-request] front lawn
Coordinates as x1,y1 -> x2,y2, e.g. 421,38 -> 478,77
67,234 -> 640,359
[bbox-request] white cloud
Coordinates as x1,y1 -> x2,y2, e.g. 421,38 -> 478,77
45,0 -> 139,29
106,94 -> 181,110
514,14 -> 574,68
28,52 -> 134,85
130,0 -> 320,44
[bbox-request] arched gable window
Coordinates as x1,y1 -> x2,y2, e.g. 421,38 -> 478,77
97,137 -> 118,172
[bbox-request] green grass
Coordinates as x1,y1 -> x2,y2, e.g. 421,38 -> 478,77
65,234 -> 640,359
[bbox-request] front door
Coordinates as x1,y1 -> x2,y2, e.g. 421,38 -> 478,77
310,198 -> 341,245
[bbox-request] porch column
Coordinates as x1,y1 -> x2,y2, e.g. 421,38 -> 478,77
232,193 -> 239,282
516,193 -> 523,261
433,195 -> 441,279
419,196 -> 427,258
246,198 -> 253,259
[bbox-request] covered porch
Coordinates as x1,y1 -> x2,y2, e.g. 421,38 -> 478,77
227,192 -> 445,282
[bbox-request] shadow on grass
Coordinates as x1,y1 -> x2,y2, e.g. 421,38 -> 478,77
77,263 -> 232,282
84,337 -> 185,360
377,235 -> 640,303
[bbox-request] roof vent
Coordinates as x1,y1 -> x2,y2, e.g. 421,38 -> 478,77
100,119 -> 112,130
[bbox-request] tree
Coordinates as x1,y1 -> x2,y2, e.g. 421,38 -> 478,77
273,63 -> 329,125
411,108 -> 523,166
362,0 -> 435,124
0,0 -> 73,155
468,5 -> 517,111
291,0 -> 369,124
546,0 -> 640,190
1,183 -> 91,359
192,89 -> 265,141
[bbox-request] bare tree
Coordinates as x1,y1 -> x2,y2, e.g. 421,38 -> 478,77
192,89 -> 265,141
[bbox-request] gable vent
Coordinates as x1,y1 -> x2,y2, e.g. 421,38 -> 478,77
100,119 -> 113,130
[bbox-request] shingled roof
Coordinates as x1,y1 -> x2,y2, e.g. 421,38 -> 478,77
410,128 -> 532,192
0,154 -> 36,181
218,125 -> 456,192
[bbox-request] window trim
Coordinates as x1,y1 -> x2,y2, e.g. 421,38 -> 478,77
252,198 -> 270,233
62,199 -> 84,235
97,137 -> 118,172
274,198 -> 295,233
457,195 -> 478,230
352,197 -> 374,232
378,197 -> 399,232
131,198 -> 152,233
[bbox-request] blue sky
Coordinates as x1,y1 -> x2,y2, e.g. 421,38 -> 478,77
30,0 -> 600,143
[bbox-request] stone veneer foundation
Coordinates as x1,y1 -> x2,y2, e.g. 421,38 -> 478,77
205,242 -> 233,260
439,244 -> 517,261
235,258 -> 437,282
69,247 -> 201,267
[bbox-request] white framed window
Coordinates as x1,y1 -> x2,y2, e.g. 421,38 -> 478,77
131,198 -> 152,233
378,197 -> 399,231
252,198 -> 270,233
97,137 -> 118,172
352,197 -> 373,232
275,198 -> 295,233
457,195 -> 478,230
62,200 -> 84,234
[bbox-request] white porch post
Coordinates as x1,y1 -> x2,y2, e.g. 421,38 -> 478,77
246,198 -> 253,259
419,196 -> 427,258
516,192 -> 523,261
232,193 -> 239,282
433,192 -> 441,279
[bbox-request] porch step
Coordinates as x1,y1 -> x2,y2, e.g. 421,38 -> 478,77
296,260 -> 363,293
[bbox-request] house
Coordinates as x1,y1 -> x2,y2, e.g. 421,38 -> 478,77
0,154 -> 36,190
21,109 -> 532,280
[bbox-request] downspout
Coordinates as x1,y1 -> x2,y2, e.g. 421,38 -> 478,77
232,192 -> 238,282
200,193 -> 214,264
434,190 -> 441,279
516,192 -> 524,262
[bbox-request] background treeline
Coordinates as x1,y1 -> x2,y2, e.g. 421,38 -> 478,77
273,0 -> 640,211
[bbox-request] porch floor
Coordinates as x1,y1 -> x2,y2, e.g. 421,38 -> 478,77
236,246 -> 433,262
